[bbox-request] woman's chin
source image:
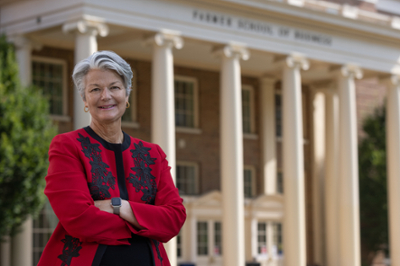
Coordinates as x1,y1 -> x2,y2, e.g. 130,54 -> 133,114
91,114 -> 122,125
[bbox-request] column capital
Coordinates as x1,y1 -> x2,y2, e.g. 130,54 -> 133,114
63,18 -> 109,37
8,35 -> 31,49
380,74 -> 400,87
260,75 -> 278,87
213,42 -> 250,60
310,81 -> 337,95
145,29 -> 184,49
285,53 -> 309,70
8,35 -> 42,51
334,64 -> 363,79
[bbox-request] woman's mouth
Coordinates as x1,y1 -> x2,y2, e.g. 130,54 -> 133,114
99,104 -> 116,110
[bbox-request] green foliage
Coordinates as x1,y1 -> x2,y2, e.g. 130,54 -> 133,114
359,106 -> 388,264
0,35 -> 57,238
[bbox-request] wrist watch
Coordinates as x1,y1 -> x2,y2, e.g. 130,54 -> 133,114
110,197 -> 122,215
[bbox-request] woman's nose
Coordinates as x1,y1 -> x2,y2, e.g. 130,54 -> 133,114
101,88 -> 111,100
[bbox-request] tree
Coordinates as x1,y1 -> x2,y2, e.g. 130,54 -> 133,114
358,105 -> 388,265
0,35 -> 57,238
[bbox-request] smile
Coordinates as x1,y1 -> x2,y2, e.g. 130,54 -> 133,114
98,104 -> 116,110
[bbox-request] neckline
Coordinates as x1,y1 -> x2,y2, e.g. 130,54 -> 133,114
83,126 -> 131,151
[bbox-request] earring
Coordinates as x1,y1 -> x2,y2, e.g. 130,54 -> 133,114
126,102 -> 130,109
84,106 -> 89,112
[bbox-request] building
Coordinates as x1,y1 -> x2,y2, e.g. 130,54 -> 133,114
0,0 -> 400,266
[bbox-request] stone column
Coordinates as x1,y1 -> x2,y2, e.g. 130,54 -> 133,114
251,218 -> 258,260
148,29 -> 183,266
337,64 -> 362,266
311,89 -> 325,265
63,19 -> 109,130
324,87 -> 340,266
282,53 -> 309,266
12,36 -> 32,87
1,236 -> 11,266
217,43 -> 249,266
385,75 -> 400,266
9,35 -> 33,266
267,222 -> 274,263
190,214 -> 197,263
260,77 -> 278,195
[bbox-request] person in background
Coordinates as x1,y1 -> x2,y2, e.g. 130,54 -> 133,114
38,50 -> 186,266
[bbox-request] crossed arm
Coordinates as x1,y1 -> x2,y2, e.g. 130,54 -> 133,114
45,135 -> 186,245
94,199 -> 145,230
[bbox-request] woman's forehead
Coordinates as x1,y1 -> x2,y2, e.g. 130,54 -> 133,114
85,69 -> 124,85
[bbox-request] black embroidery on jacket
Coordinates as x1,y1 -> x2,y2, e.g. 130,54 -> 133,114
58,235 -> 82,266
127,141 -> 157,204
77,133 -> 116,200
152,239 -> 163,265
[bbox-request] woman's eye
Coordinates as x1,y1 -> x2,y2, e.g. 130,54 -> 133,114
90,88 -> 100,92
111,86 -> 120,90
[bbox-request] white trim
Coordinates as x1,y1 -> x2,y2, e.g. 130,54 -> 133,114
31,56 -> 68,118
243,133 -> 258,140
121,121 -> 140,129
174,75 -> 200,129
176,127 -> 202,134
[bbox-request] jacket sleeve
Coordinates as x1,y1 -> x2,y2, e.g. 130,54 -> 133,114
127,145 -> 186,243
45,134 -> 132,245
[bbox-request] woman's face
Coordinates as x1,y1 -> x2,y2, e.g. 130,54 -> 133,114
83,68 -> 129,125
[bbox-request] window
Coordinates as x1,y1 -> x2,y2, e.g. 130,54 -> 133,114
244,166 -> 256,198
32,57 -> 67,117
273,222 -> 283,255
177,230 -> 182,258
277,171 -> 283,194
174,76 -> 198,128
197,221 -> 208,255
275,92 -> 282,137
242,85 -> 255,134
176,162 -> 198,195
121,70 -> 138,125
214,222 -> 222,255
32,200 -> 58,265
257,222 -> 267,255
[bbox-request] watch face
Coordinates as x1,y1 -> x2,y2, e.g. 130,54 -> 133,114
111,197 -> 122,206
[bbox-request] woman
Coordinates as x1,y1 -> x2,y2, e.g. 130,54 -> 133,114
38,51 -> 186,266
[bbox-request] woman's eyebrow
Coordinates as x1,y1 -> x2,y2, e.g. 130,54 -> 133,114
88,81 -> 122,87
109,81 -> 122,86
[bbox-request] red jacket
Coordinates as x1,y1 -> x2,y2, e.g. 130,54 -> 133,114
38,127 -> 186,266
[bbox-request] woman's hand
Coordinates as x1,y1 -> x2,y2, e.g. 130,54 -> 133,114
94,199 -> 145,230
94,199 -> 113,214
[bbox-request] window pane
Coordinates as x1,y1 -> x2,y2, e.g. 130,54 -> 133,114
177,231 -> 182,258
197,222 -> 208,255
277,172 -> 283,194
175,79 -> 196,128
176,164 -> 197,195
275,93 -> 282,137
242,89 -> 252,133
32,60 -> 64,116
214,222 -> 222,255
257,222 -> 267,255
273,222 -> 283,255
32,199 -> 58,265
244,168 -> 253,198
122,93 -> 133,122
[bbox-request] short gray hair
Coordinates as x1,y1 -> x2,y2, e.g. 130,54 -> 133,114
72,51 -> 133,100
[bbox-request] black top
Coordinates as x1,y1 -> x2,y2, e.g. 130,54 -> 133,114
99,234 -> 154,266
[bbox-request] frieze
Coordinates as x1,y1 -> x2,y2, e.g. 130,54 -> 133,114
192,9 -> 332,46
